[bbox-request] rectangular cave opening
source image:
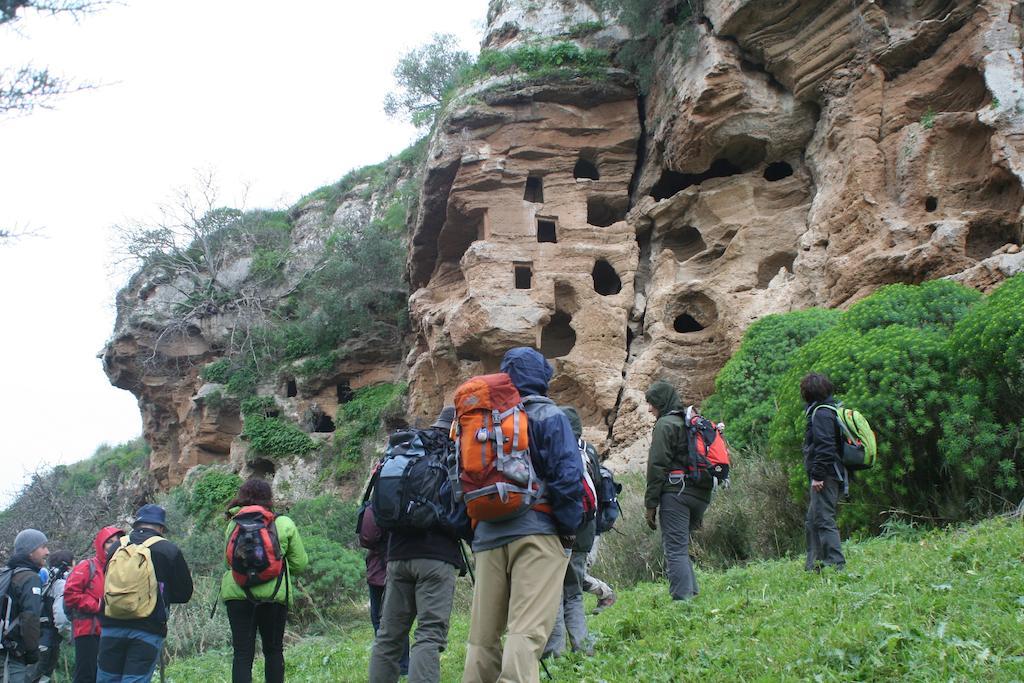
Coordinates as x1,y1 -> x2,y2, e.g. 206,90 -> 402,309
337,380 -> 354,403
514,261 -> 533,289
524,175 -> 544,203
537,218 -> 557,243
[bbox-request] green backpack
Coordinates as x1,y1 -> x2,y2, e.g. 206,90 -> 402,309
814,404 -> 877,471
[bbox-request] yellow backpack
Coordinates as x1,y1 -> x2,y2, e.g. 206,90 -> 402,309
103,536 -> 162,619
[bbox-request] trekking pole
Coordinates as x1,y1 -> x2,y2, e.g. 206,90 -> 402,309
460,541 -> 475,585
540,657 -> 553,680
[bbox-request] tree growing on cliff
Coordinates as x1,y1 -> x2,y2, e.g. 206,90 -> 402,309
383,32 -> 472,129
1,0 -> 107,116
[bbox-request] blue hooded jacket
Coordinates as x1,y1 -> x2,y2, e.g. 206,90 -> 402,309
500,347 -> 584,534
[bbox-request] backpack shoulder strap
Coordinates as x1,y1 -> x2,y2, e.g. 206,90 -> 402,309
140,536 -> 164,550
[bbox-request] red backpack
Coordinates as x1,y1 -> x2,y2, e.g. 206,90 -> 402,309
578,439 -> 598,522
226,506 -> 286,597
669,408 -> 731,489
452,373 -> 548,523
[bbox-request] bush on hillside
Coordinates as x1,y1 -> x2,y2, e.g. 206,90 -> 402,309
333,383 -> 406,478
702,276 -> 1023,533
702,308 -> 840,450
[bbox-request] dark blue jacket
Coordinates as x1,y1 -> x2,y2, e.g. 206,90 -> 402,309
500,347 -> 584,535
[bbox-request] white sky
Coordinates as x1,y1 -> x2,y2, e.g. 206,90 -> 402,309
0,0 -> 485,503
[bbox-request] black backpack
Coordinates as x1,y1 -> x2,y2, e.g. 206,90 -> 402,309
595,465 -> 623,534
0,567 -> 33,650
371,429 -> 450,530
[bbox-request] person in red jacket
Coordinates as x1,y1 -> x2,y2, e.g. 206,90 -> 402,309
63,526 -> 123,683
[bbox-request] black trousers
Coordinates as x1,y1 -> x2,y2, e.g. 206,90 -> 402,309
72,635 -> 100,683
225,601 -> 288,683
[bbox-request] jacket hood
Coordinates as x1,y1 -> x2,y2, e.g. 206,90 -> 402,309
804,395 -> 837,414
93,526 -> 123,559
645,381 -> 682,415
6,554 -> 37,570
559,406 -> 582,439
500,347 -> 553,397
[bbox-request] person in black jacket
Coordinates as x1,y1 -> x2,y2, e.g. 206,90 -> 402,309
3,529 -> 49,683
368,407 -> 472,683
97,505 -> 193,682
801,372 -> 846,571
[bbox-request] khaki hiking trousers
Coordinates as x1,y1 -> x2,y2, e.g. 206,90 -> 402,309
462,534 -> 569,683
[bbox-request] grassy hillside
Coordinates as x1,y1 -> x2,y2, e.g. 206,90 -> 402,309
165,515 -> 1024,682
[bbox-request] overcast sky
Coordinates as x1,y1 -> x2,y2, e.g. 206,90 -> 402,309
0,0 -> 484,504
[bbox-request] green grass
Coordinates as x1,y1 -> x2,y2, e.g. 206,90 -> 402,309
166,516 -> 1024,681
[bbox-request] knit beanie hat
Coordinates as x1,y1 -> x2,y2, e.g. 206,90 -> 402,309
14,529 -> 48,556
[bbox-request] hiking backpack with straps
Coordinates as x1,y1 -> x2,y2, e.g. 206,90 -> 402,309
104,536 -> 162,619
226,506 -> 287,599
452,373 -> 546,523
578,439 -> 599,524
0,567 -> 33,650
370,429 -> 451,531
595,465 -> 623,534
669,408 -> 732,489
813,404 -> 877,471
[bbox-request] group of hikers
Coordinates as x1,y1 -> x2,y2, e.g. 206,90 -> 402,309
2,345 -> 855,683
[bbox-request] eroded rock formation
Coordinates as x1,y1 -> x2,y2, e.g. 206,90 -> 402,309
406,0 -> 1024,469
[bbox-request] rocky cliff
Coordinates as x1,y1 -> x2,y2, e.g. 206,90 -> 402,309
105,0 -> 1024,486
404,0 -> 1024,468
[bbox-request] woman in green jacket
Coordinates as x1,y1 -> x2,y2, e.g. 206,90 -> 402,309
221,478 -> 308,683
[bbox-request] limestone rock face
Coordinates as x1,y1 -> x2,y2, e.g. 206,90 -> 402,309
103,187 -> 404,488
406,0 -> 1024,471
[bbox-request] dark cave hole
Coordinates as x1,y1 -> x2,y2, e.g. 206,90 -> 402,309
313,413 -> 336,433
587,195 -> 629,227
763,161 -> 794,182
537,219 -> 557,243
674,314 -> 705,334
337,380 -> 353,403
592,259 -> 622,296
925,196 -> 938,212
285,379 -> 297,398
540,311 -> 576,358
574,158 -> 600,180
650,158 -> 742,200
514,262 -> 533,289
524,175 -> 544,203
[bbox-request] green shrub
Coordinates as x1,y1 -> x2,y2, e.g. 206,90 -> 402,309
702,308 -> 840,450
839,279 -> 981,333
472,42 -> 610,80
243,414 -> 318,458
60,438 -> 150,496
200,359 -> 231,384
185,469 -> 243,527
294,536 -> 365,600
288,495 -> 360,550
333,383 -> 406,478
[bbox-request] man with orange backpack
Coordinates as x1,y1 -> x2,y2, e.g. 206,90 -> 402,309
62,527 -> 124,683
643,382 -> 715,600
460,347 -> 583,683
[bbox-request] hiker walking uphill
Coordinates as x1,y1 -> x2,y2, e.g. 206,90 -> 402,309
544,406 -> 599,658
644,382 -> 712,600
64,527 -> 123,683
368,406 -> 472,683
358,496 -> 409,677
32,549 -> 73,683
460,347 -> 583,683
220,478 -> 308,683
802,372 -> 847,571
98,505 -> 193,683
2,529 -> 49,683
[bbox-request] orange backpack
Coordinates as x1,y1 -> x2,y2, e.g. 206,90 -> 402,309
452,373 -> 547,522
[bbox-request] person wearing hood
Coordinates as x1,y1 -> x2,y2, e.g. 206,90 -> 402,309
644,381 -> 712,600
543,405 -> 599,659
801,372 -> 846,571
64,526 -> 123,683
2,529 -> 49,683
463,347 -> 583,683
97,505 -> 193,683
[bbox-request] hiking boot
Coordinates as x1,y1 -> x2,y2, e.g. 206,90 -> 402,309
592,593 -> 617,614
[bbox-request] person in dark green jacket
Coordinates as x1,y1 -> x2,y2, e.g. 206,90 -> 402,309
643,381 -> 712,600
220,479 -> 308,683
